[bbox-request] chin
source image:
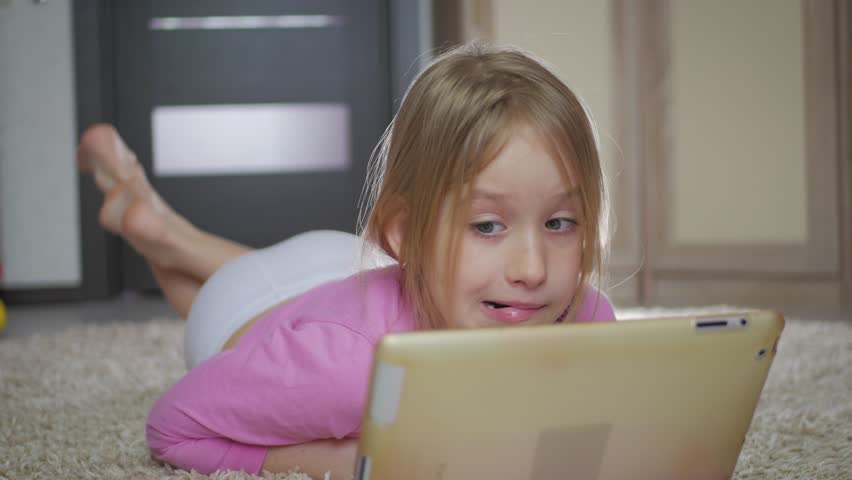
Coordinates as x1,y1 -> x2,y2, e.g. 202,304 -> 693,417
461,317 -> 493,329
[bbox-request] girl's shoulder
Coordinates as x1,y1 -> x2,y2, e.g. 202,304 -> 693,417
573,286 -> 616,322
287,264 -> 416,341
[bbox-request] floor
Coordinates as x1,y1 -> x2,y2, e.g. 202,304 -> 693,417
2,293 -> 849,342
1,293 -> 178,340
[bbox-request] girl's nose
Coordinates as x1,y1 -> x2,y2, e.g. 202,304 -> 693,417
507,235 -> 547,289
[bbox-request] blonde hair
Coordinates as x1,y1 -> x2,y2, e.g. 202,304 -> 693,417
359,42 -> 610,330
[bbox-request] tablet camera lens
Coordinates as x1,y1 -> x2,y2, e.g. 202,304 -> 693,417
740,318 -> 747,326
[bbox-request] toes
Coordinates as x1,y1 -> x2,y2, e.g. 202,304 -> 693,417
77,124 -> 138,191
77,124 -> 117,171
94,167 -> 117,192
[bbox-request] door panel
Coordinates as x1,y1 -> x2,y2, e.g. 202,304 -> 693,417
114,0 -> 390,290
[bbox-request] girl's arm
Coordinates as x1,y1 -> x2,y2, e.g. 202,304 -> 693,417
146,321 -> 374,475
262,438 -> 358,478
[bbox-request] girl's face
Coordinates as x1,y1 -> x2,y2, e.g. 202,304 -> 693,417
430,126 -> 583,329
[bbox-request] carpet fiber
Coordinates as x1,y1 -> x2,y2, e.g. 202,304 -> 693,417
1,308 -> 850,479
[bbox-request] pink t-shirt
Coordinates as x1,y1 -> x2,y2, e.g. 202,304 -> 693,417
146,266 -> 615,474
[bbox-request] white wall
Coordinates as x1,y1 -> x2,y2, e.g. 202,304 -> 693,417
0,0 -> 81,288
491,0 -> 615,187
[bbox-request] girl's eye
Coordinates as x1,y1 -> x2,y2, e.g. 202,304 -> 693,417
545,218 -> 577,232
472,221 -> 506,236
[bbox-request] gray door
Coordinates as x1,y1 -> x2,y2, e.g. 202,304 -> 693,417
113,1 -> 391,291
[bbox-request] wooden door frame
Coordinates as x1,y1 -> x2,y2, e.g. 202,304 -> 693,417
632,0 -> 847,306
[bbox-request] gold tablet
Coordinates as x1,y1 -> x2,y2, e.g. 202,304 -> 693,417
356,310 -> 784,480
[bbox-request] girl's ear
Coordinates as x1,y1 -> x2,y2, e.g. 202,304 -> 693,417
385,209 -> 406,260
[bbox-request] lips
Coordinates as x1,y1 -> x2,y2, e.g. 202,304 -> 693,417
481,300 -> 544,324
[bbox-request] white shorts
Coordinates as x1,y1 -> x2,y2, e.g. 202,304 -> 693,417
183,230 -> 389,370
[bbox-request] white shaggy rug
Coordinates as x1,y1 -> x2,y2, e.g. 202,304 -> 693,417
0,308 -> 850,479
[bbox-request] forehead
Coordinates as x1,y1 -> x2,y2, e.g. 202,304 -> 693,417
471,126 -> 576,200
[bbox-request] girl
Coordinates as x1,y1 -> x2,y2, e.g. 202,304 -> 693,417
77,43 -> 615,478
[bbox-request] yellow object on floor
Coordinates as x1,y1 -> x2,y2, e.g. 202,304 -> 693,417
0,300 -> 6,333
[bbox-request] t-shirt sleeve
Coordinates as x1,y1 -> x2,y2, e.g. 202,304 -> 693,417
573,287 -> 616,322
146,320 -> 375,475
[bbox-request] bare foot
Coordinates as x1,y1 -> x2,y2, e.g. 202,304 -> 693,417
78,124 -> 193,269
77,124 -> 143,193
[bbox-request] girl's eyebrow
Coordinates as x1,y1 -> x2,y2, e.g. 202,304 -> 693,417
554,189 -> 579,201
471,188 -> 578,202
470,190 -> 506,202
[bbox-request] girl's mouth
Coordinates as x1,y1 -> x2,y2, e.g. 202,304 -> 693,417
481,301 -> 543,324
483,301 -> 510,309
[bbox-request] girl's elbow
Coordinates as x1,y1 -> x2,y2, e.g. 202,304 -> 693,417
145,418 -> 181,467
145,400 -> 266,475
145,422 -> 213,474
145,397 -> 194,470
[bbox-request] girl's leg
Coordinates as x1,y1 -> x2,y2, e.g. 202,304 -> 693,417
78,124 -> 252,317
110,185 -> 252,282
150,265 -> 202,320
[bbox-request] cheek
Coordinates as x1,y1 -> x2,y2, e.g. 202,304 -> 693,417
554,241 -> 583,281
454,239 -> 496,291
443,239 -> 491,322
